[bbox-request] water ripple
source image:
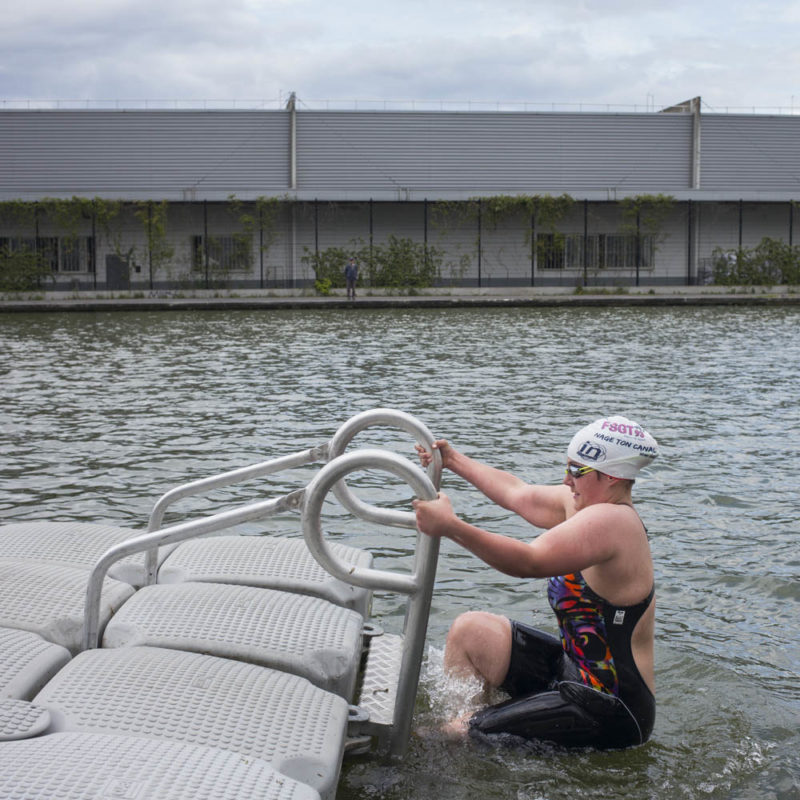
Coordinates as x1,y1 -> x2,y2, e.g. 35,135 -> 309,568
1,305 -> 798,799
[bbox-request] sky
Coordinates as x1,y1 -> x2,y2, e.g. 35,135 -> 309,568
2,0 -> 799,113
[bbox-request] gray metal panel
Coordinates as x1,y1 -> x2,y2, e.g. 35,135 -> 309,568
297,111 -> 692,194
356,633 -> 403,727
0,110 -> 289,198
701,115 -> 800,193
6,108 -> 798,202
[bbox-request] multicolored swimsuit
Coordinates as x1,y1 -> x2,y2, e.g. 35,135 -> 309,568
470,572 -> 656,749
549,572 -> 655,723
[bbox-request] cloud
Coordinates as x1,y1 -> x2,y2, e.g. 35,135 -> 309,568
1,0 -> 798,111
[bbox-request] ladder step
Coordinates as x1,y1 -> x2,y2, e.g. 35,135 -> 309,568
0,560 -> 134,654
0,627 -> 71,700
102,582 -> 364,696
357,633 -> 404,729
158,535 -> 374,616
34,646 -> 349,800
0,732 -> 321,800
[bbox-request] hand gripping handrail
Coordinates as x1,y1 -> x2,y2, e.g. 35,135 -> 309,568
327,408 -> 443,524
301,448 -> 439,757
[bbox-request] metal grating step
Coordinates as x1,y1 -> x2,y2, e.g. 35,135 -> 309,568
34,646 -> 349,800
0,560 -> 134,654
357,633 -> 403,729
102,582 -> 364,696
0,627 -> 71,700
158,535 -> 374,616
0,521 -> 173,586
0,698 -> 51,741
0,732 -> 321,800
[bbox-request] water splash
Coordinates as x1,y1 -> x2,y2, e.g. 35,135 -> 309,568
417,645 -> 509,734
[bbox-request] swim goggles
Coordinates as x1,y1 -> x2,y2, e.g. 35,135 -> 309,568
565,463 -> 596,478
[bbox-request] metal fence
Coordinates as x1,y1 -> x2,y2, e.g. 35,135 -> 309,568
1,198 -> 797,292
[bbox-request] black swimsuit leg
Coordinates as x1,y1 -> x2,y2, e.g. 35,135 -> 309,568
470,689 -> 604,748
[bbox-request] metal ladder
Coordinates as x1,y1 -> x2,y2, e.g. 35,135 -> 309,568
81,407 -> 442,758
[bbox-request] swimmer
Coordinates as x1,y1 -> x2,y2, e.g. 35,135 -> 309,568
412,416 -> 659,749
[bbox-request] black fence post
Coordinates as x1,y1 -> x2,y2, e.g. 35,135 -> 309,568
477,199 -> 482,287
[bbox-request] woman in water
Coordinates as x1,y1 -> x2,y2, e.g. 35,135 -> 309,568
413,416 -> 659,749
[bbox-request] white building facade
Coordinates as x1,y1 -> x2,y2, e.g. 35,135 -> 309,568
1,98 -> 798,290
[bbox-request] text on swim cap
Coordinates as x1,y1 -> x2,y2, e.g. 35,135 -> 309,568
592,431 -> 657,457
601,421 -> 645,437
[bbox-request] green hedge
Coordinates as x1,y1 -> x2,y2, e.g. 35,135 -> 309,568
0,246 -> 51,291
713,238 -> 800,285
302,236 -> 442,290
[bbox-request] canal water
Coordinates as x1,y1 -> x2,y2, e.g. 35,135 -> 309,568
1,305 -> 798,800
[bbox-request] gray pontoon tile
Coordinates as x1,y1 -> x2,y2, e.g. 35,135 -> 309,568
0,732 -> 320,800
0,627 -> 71,700
0,560 -> 134,655
35,646 -> 348,799
0,520 -> 174,586
102,582 -> 364,697
0,698 -> 51,741
158,535 -> 373,616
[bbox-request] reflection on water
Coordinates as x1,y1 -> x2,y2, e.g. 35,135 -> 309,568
1,306 -> 799,799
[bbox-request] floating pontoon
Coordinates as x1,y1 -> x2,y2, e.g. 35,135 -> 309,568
0,409 -> 441,800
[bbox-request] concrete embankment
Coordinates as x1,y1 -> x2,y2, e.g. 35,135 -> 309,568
1,286 -> 797,312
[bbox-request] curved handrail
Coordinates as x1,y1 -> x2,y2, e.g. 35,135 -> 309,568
301,447 -> 439,757
302,448 -> 437,592
142,445 -> 328,583
138,408 -> 440,584
327,408 -> 442,527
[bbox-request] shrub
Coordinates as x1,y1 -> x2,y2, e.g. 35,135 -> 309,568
713,238 -> 800,285
302,237 -> 442,289
0,245 -> 52,291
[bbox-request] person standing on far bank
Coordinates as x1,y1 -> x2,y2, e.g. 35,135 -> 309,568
344,257 -> 359,300
413,416 -> 659,749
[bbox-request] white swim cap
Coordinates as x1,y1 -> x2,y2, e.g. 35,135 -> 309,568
567,416 -> 659,480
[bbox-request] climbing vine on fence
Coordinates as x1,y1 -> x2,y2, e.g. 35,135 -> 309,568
430,194 -> 575,274
134,201 -> 174,282
619,194 -> 675,243
483,193 -> 575,238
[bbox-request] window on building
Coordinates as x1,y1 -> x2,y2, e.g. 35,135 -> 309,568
564,234 -> 596,269
192,235 -> 253,272
537,233 -> 655,269
60,237 -> 95,273
598,234 -> 655,269
536,233 -> 566,270
0,237 -> 94,272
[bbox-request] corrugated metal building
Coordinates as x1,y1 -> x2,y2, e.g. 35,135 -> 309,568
1,98 -> 798,289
